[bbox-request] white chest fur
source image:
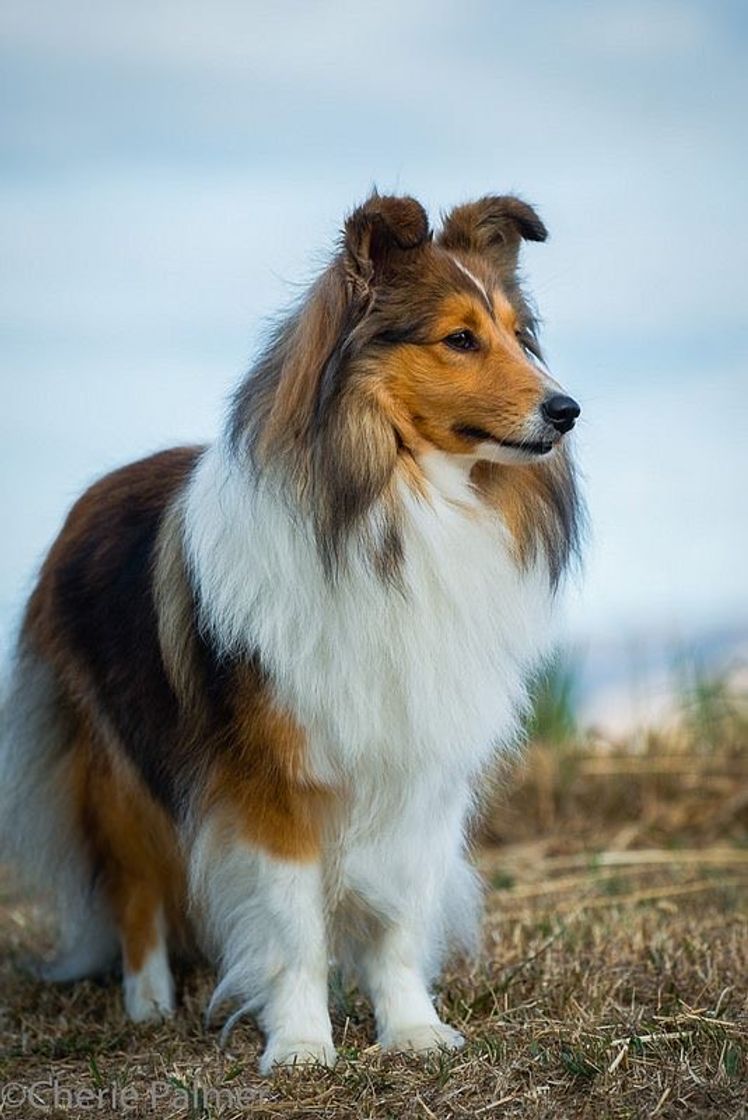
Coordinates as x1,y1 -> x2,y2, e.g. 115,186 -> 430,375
185,445 -> 557,789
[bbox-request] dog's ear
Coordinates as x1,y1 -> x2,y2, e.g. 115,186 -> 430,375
343,193 -> 431,297
438,195 -> 547,278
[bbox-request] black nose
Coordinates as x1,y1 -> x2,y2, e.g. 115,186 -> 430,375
541,394 -> 581,434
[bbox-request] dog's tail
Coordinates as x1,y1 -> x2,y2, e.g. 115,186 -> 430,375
0,646 -> 117,978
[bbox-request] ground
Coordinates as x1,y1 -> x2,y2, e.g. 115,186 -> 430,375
1,717 -> 747,1119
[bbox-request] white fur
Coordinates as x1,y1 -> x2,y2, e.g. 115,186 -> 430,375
449,255 -> 491,306
474,439 -> 554,466
184,440 -> 558,1064
186,445 -> 554,779
36,893 -> 118,984
191,818 -> 335,1070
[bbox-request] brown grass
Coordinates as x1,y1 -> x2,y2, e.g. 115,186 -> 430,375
1,715 -> 747,1119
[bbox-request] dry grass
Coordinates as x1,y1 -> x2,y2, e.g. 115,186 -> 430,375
1,712 -> 747,1119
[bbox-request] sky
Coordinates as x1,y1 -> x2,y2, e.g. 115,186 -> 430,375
1,0 -> 747,668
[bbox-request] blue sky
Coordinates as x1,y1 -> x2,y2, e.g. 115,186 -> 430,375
1,0 -> 747,660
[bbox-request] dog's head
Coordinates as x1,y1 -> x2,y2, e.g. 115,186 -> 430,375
234,192 -> 581,573
337,192 -> 579,467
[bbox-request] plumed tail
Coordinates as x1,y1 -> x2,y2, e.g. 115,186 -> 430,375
0,648 -> 117,975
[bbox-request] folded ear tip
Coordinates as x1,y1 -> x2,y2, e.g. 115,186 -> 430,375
497,195 -> 548,242
522,213 -> 548,242
347,194 -> 430,250
438,193 -> 548,260
525,222 -> 548,242
376,195 -> 430,248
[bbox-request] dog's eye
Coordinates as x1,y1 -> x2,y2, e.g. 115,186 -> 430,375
443,329 -> 479,352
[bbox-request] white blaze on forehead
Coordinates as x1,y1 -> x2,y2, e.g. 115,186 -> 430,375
448,255 -> 491,308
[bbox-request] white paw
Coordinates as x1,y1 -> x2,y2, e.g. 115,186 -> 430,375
381,1021 -> 465,1054
124,987 -> 176,1023
123,965 -> 175,1023
260,1037 -> 338,1074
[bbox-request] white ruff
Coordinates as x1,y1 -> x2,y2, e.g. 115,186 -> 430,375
186,443 -> 556,785
184,440 -> 559,1066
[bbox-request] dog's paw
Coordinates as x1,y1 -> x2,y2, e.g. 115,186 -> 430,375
260,1037 -> 337,1075
381,1021 -> 465,1054
123,966 -> 176,1023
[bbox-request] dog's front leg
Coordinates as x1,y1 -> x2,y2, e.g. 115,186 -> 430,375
359,919 -> 465,1054
193,825 -> 336,1073
344,786 -> 474,1054
250,856 -> 335,1073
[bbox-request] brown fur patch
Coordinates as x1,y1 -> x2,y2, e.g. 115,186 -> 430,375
71,718 -> 188,970
203,663 -> 335,862
493,293 -> 520,335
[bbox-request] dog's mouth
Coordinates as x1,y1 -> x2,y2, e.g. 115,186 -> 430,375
453,425 -> 556,456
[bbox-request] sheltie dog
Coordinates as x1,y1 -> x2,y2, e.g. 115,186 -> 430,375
0,193 -> 581,1072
